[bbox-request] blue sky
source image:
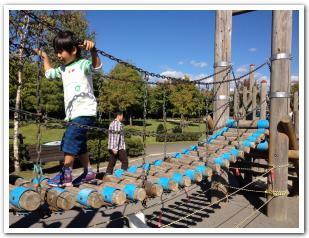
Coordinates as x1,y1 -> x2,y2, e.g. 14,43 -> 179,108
85,10 -> 299,84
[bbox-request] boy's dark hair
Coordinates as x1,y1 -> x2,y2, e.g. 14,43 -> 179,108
113,109 -> 123,118
53,31 -> 81,58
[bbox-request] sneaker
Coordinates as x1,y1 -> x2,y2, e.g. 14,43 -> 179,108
72,170 -> 97,186
47,168 -> 72,187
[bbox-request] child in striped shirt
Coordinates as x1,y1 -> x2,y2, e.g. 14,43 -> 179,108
35,31 -> 102,186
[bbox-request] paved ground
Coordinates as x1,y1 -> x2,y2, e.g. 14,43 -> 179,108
9,142 -> 300,229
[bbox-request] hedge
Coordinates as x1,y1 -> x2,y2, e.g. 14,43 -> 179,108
156,124 -> 201,142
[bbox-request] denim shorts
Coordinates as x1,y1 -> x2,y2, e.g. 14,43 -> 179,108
60,116 -> 95,156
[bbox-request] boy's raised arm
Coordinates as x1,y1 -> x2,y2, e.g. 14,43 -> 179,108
81,40 -> 101,69
34,49 -> 52,72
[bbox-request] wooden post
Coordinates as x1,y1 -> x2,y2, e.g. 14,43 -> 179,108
213,10 -> 232,129
267,10 -> 292,220
260,80 -> 267,119
248,64 -> 255,116
13,15 -> 30,173
293,91 -> 299,138
211,10 -> 232,205
249,64 -> 255,91
233,88 -> 239,117
206,115 -> 215,130
243,85 -> 248,115
252,85 -> 257,120
280,116 -> 299,196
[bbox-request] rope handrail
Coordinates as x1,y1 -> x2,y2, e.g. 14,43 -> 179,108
161,163 -> 288,228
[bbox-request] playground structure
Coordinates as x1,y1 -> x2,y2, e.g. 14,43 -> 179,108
9,10 -> 299,227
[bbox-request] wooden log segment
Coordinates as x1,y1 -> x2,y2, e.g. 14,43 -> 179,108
227,128 -> 269,135
9,184 -> 41,211
101,182 -> 146,201
136,168 -> 191,187
115,174 -> 179,192
64,186 -> 103,208
158,161 -> 212,179
102,175 -> 163,197
12,177 -> 74,210
79,183 -> 126,205
279,116 -> 299,150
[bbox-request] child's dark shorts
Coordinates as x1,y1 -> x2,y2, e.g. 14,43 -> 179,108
60,116 -> 95,156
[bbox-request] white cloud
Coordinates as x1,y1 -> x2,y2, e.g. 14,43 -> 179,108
190,60 -> 208,68
193,74 -> 213,83
161,70 -> 186,79
236,64 -> 249,74
255,75 -> 269,85
248,48 -> 257,52
178,61 -> 184,65
291,75 -> 299,82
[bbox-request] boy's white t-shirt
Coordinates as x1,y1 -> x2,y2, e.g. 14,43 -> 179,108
45,58 -> 102,121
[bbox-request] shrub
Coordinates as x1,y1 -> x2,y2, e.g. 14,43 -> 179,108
87,137 -> 144,163
156,123 -> 165,142
87,139 -> 109,164
172,125 -> 183,133
156,132 -> 202,142
156,124 -> 201,142
125,137 -> 145,157
9,143 -> 31,173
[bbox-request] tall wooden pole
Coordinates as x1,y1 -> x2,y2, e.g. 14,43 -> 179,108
249,64 -> 255,91
233,88 -> 239,117
213,10 -> 232,129
293,91 -> 299,138
212,10 -> 232,204
267,10 -> 292,220
252,85 -> 257,120
13,14 -> 30,173
260,80 -> 267,119
248,64 -> 255,115
243,85 -> 248,117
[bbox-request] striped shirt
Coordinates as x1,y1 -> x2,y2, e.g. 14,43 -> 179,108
45,58 -> 102,121
108,119 -> 126,151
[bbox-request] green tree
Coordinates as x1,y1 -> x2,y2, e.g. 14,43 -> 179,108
9,10 -> 94,171
98,63 -> 143,124
148,82 -> 172,119
169,76 -> 202,121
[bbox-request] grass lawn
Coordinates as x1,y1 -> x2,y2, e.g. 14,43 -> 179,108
9,119 -> 207,145
11,160 -> 111,181
9,119 -> 206,177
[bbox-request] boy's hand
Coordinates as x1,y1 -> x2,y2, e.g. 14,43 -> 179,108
33,48 -> 47,59
79,40 -> 96,52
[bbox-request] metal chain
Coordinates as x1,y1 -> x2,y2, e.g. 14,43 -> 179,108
34,28 -> 44,192
163,84 -> 167,159
9,98 -> 267,142
213,182 -> 269,194
21,11 -> 269,87
141,74 -> 149,188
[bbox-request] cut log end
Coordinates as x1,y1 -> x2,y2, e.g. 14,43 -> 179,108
134,188 -> 147,201
112,190 -> 126,205
182,176 -> 191,187
87,192 -> 104,209
168,180 -> 179,191
19,190 -> 41,211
